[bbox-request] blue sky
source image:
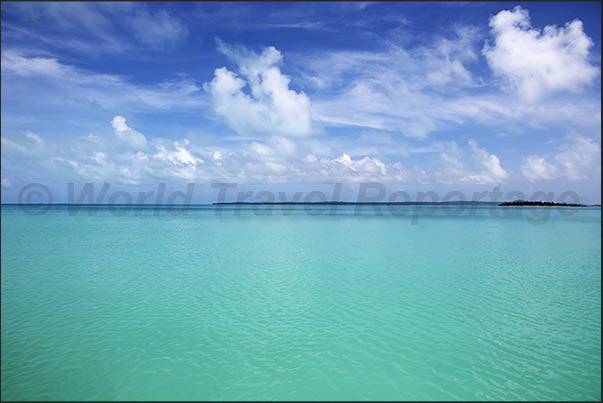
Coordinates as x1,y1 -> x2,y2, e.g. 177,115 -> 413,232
1,2 -> 601,203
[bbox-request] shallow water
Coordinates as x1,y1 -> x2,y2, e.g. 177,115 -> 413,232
1,205 -> 601,400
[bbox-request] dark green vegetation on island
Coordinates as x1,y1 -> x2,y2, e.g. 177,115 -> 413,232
213,201 -> 602,207
498,200 -> 595,207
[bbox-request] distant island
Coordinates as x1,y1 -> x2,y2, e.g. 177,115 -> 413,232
498,200 -> 596,207
213,201 -> 499,206
213,200 -> 601,207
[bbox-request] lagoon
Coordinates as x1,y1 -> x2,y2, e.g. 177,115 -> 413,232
1,205 -> 601,400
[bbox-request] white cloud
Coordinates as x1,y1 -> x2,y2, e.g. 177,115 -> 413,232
292,11 -> 600,138
128,8 -> 188,50
483,6 -> 600,101
298,25 -> 479,92
24,131 -> 43,144
521,156 -> 557,181
111,115 -> 147,149
240,152 -> 409,183
272,136 -> 297,156
2,123 -> 513,188
434,140 -> 508,185
422,26 -> 479,87
1,137 -> 29,153
1,51 -> 71,77
555,135 -> 601,180
1,99 -> 519,190
205,40 -> 312,137
318,153 -> 395,182
249,141 -> 274,159
439,142 -> 467,179
1,51 -> 204,110
468,140 -> 509,183
1,3 -> 187,54
521,135 -> 601,181
306,33 -> 574,138
90,151 -> 107,165
154,140 -> 202,166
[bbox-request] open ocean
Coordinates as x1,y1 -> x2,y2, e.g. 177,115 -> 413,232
1,205 -> 601,400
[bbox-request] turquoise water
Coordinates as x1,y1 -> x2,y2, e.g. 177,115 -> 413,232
1,205 -> 601,401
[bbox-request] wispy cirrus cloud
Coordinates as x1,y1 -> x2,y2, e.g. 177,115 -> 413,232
1,50 -> 205,113
1,2 -> 187,54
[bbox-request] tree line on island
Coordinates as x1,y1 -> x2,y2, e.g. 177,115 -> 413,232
497,200 -> 597,207
213,200 -> 600,207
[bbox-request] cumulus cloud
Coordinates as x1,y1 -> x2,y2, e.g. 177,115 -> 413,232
111,115 -> 147,149
312,153 -> 405,183
521,156 -> 557,181
154,139 -> 202,166
434,140 -> 508,185
483,6 -> 600,101
554,135 -> 601,180
1,122 -> 513,189
229,152 -> 408,183
205,40 -> 312,137
468,140 -> 509,183
521,135 -> 601,181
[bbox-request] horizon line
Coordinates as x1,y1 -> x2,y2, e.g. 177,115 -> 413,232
2,201 -> 601,207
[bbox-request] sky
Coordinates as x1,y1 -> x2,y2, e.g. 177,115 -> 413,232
1,1 -> 601,204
